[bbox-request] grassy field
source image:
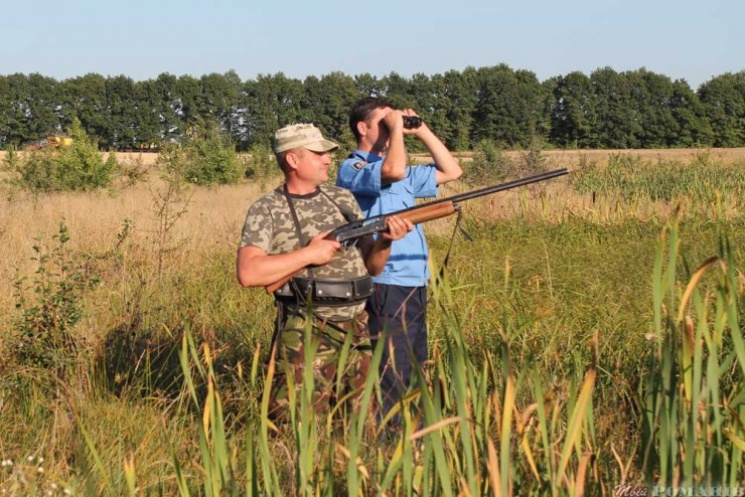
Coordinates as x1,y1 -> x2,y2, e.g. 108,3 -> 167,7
1,148 -> 745,495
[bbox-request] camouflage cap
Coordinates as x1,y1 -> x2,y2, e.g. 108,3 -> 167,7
273,123 -> 339,154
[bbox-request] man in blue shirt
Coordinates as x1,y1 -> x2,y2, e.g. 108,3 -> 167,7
336,97 -> 462,424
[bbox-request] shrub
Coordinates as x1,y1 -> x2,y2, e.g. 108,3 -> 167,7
518,138 -> 549,176
2,117 -> 118,192
244,142 -> 278,180
466,139 -> 513,185
181,123 -> 242,185
11,222 -> 95,380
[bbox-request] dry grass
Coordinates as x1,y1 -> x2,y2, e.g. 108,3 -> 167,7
0,178 -> 271,321
3,147 -> 745,170
2,146 -> 743,329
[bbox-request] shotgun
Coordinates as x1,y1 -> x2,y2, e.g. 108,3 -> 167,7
266,168 -> 568,294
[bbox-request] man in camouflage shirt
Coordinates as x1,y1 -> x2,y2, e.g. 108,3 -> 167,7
237,123 -> 412,419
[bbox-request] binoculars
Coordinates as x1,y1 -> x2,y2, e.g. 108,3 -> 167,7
402,116 -> 422,129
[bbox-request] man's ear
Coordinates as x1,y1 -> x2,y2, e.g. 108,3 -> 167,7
356,120 -> 367,139
284,149 -> 301,172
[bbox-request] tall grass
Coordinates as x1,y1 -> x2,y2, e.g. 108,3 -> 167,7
2,150 -> 745,493
642,212 -> 745,487
571,152 -> 745,204
152,287 -> 600,496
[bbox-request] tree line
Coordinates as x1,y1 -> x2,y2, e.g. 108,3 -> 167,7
1,65 -> 744,151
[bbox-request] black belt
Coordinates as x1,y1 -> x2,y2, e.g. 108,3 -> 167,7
274,276 -> 374,305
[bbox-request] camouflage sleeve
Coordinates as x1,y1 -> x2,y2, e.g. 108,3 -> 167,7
239,199 -> 274,252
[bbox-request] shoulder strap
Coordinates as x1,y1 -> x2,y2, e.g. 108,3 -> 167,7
319,186 -> 358,223
280,184 -> 314,280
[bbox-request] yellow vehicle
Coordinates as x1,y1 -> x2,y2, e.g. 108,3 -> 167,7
24,134 -> 73,150
46,135 -> 73,147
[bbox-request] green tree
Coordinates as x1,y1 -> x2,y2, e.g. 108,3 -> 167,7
549,72 -> 597,148
59,74 -> 109,144
424,73 -> 458,150
591,67 -> 641,148
381,71 -> 415,108
669,80 -> 713,147
244,73 -> 304,148
353,73 -> 383,98
407,72 -> 447,151
198,71 -> 243,139
0,74 -> 62,146
26,73 -> 62,140
134,78 -> 166,148
5,116 -> 117,191
301,72 -> 358,143
626,69 -> 677,148
439,68 -> 478,151
0,75 -> 14,147
698,72 -> 745,147
104,75 -> 140,149
175,75 -> 203,132
151,73 -> 187,144
471,65 -> 543,148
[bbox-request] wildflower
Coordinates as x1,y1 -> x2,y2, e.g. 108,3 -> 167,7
38,466 -> 45,473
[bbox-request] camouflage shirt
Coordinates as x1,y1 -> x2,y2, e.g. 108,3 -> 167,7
239,185 -> 369,320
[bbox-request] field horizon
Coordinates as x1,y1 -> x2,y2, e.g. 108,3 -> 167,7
3,146 -> 745,170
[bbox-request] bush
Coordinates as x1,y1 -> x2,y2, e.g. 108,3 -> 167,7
2,117 -> 118,192
466,139 -> 513,185
244,142 -> 278,180
517,138 -> 549,177
11,222 -> 95,380
180,123 -> 242,185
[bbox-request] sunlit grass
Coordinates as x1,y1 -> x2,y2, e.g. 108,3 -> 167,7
1,149 -> 745,493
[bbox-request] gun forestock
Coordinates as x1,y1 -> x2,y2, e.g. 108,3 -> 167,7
399,201 -> 457,224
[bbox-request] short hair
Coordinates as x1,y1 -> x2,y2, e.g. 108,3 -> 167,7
349,96 -> 394,142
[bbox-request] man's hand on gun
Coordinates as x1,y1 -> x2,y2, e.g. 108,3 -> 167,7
303,231 -> 342,266
378,215 -> 414,245
304,215 -> 412,264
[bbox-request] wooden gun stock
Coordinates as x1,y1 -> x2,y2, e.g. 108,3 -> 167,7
264,202 -> 458,295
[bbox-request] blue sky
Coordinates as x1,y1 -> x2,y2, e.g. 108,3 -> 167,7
2,0 -> 741,90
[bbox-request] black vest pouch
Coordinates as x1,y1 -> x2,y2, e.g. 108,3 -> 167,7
315,276 -> 374,300
275,276 -> 374,304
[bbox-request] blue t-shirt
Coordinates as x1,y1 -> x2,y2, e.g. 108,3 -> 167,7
336,150 -> 438,287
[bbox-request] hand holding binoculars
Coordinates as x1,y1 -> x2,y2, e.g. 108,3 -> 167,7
402,115 -> 422,129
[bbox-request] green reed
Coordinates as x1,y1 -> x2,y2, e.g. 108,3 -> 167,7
643,212 -> 745,487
